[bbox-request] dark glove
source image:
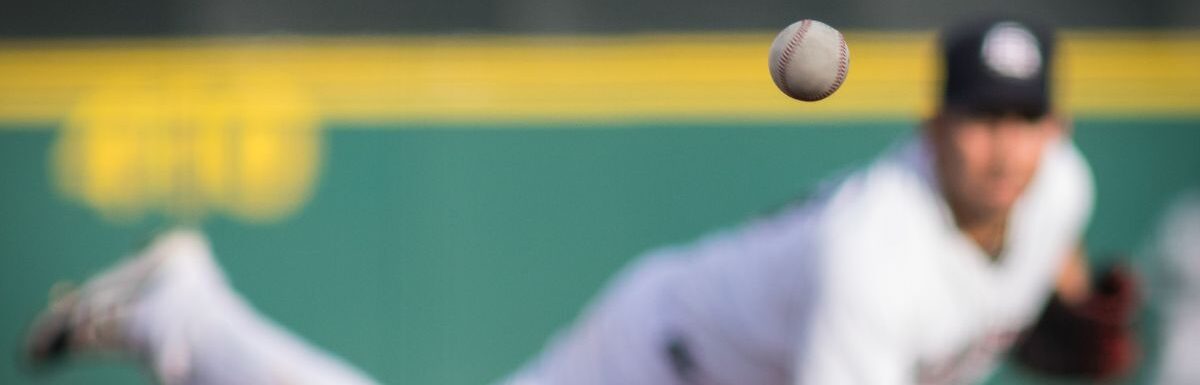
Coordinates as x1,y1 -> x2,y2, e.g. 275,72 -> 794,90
1011,264 -> 1140,380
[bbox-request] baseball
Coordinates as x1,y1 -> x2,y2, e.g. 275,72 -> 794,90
768,19 -> 850,102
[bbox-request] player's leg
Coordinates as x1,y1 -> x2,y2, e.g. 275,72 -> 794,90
24,229 -> 378,385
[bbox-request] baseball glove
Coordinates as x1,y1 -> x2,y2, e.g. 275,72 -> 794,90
1011,264 -> 1140,379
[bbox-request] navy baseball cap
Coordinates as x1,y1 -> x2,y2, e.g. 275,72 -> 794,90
940,17 -> 1056,118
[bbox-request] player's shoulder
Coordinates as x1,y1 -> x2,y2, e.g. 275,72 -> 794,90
808,138 -> 947,276
1039,138 -> 1094,200
818,138 -> 944,234
803,140 -> 939,331
1021,138 -> 1095,223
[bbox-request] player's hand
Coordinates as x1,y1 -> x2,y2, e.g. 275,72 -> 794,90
1011,263 -> 1140,380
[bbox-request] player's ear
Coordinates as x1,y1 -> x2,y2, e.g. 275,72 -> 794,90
927,109 -> 960,143
922,110 -> 946,136
1040,111 -> 1071,138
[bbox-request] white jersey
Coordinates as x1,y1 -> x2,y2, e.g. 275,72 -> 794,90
509,134 -> 1093,385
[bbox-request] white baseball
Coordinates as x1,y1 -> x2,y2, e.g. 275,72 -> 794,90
768,19 -> 850,102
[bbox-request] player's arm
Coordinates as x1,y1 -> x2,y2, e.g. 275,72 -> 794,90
1012,244 -> 1140,380
1054,244 -> 1091,304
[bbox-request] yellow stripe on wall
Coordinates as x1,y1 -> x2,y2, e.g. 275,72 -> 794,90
4,31 -> 1194,223
0,31 -> 1197,125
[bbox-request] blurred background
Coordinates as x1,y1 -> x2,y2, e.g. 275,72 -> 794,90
1,0 -> 1198,384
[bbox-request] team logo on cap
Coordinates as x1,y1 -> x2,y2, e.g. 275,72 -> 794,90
980,22 -> 1042,80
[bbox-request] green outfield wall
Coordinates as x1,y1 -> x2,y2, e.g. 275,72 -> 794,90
1,118 -> 1197,385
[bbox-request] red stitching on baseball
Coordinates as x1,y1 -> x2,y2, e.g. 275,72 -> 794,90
813,32 -> 849,100
774,19 -> 813,100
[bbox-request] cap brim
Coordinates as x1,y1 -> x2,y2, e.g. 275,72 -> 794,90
950,81 -> 1050,118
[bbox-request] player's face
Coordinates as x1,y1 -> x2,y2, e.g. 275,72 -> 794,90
929,109 -> 1064,223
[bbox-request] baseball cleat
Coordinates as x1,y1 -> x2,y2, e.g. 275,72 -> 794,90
23,230 -> 200,370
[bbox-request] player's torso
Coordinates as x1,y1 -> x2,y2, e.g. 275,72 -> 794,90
903,203 -> 1065,384
905,138 -> 1090,384
663,137 -> 1084,385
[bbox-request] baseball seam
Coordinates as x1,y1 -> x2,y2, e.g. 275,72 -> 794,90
812,32 -> 849,100
774,19 -> 813,100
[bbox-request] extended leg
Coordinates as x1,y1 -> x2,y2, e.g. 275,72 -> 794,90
24,230 -> 379,385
